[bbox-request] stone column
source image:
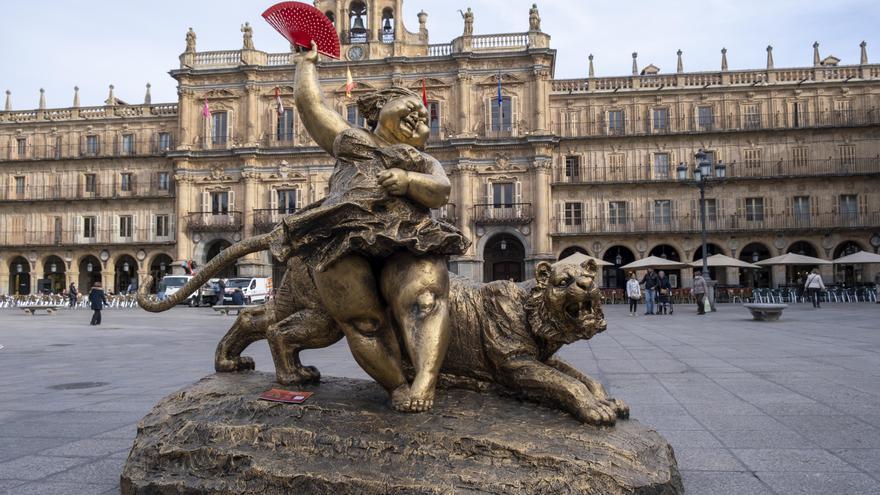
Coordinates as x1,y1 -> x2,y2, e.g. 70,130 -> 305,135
236,167 -> 266,277
173,168 -> 195,272
178,89 -> 193,150
245,83 -> 258,147
456,72 -> 470,136
533,68 -> 550,133
532,158 -> 552,256
451,162 -> 479,280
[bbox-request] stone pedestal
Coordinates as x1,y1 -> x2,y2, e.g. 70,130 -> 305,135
121,372 -> 683,495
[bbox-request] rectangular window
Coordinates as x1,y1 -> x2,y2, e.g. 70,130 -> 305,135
491,97 -> 513,132
743,104 -> 760,129
653,153 -> 670,179
158,132 -> 172,151
211,191 -> 229,215
704,198 -> 718,223
839,194 -> 858,219
608,110 -> 625,135
564,156 -> 580,180
156,214 -> 170,237
654,200 -> 672,225
608,201 -> 627,225
120,173 -> 132,192
492,183 -> 514,208
652,108 -> 669,130
86,135 -> 99,156
743,149 -> 762,169
792,101 -> 806,127
564,202 -> 583,226
698,106 -> 714,129
833,100 -> 852,124
83,216 -> 96,238
793,196 -> 810,225
84,174 -> 97,193
119,215 -> 133,238
608,153 -> 625,174
14,176 -> 25,195
745,197 -> 764,222
212,111 -> 228,145
792,147 -> 809,167
839,145 -> 855,167
276,109 -> 294,142
276,189 -> 298,214
157,172 -> 170,191
346,105 -> 366,127
122,134 -> 134,155
428,102 -> 441,137
17,138 -> 26,156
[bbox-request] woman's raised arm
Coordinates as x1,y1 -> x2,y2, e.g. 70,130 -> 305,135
293,41 -> 350,155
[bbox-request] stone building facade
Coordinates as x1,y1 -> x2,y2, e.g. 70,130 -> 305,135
1,0 -> 879,295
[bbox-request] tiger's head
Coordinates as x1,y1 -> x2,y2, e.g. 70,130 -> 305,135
525,259 -> 606,346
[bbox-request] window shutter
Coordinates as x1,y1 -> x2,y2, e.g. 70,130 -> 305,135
132,214 -> 138,241
485,179 -> 493,219
784,197 -> 792,215
227,110 -> 234,147
113,214 -> 119,242
169,215 -> 175,240
511,95 -> 519,135
131,172 -> 138,193
149,213 -> 156,241
228,190 -> 235,215
76,216 -> 83,243
483,98 -> 491,135
202,191 -> 210,216
95,214 -> 102,241
514,181 -> 522,217
556,201 -> 564,232
295,187 -> 303,209
269,188 -> 278,211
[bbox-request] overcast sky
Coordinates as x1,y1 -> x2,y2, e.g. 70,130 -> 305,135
1,0 -> 877,109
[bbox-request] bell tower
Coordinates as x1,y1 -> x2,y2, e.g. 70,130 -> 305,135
313,0 -> 429,60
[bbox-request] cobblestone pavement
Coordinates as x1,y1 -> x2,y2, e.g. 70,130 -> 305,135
0,302 -> 878,494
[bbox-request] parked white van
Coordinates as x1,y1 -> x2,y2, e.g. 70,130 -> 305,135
157,275 -> 217,306
223,277 -> 272,304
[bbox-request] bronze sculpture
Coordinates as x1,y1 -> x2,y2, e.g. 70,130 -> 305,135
138,42 -> 628,425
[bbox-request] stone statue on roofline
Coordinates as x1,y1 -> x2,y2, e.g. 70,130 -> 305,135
529,3 -> 541,31
241,22 -> 255,50
185,27 -> 196,53
460,7 -> 474,36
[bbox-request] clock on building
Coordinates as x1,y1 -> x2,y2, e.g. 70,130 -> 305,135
347,45 -> 365,61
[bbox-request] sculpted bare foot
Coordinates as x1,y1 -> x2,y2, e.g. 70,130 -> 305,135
275,365 -> 321,386
390,383 -> 412,412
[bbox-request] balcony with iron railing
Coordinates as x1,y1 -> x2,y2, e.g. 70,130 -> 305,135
553,157 -> 880,184
253,208 -> 297,233
2,136 -> 175,161
552,212 -> 880,236
185,211 -> 243,232
0,228 -> 175,247
430,204 -> 457,224
474,203 -> 533,225
551,108 -> 880,139
0,180 -> 175,202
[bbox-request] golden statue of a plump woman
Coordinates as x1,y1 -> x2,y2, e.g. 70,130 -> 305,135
272,41 -> 469,412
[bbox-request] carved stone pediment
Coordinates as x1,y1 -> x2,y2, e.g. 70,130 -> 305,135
203,166 -> 232,182
477,73 -> 522,86
334,81 -> 375,94
486,153 -> 521,172
407,77 -> 449,90
203,89 -> 236,99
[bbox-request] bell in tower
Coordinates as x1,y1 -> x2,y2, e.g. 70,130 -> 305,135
349,1 -> 367,43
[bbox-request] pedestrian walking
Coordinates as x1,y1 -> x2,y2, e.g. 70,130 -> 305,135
68,283 -> 78,308
804,268 -> 825,308
657,271 -> 672,315
692,273 -> 708,315
641,268 -> 659,315
217,279 -> 227,306
625,271 -> 641,316
89,282 -> 108,325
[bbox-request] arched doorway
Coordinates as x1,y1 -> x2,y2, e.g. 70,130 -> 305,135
786,240 -> 819,284
206,240 -> 236,279
149,254 -> 174,293
78,255 -> 102,291
114,255 -> 139,294
483,234 -> 525,282
9,256 -> 31,295
834,240 -> 863,287
739,242 -> 771,288
558,245 -> 589,261
42,256 -> 66,294
691,243 -> 724,283
650,244 -> 682,288
602,246 -> 635,289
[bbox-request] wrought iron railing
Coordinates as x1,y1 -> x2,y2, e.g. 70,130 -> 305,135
430,204 -> 457,224
253,208 -> 297,233
0,180 -> 174,202
474,203 -> 533,225
185,211 -> 243,232
1,135 -> 175,161
0,228 -> 174,247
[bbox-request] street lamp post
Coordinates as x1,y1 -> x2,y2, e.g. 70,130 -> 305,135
677,150 -> 726,308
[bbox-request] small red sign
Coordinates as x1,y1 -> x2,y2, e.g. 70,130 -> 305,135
259,389 -> 313,404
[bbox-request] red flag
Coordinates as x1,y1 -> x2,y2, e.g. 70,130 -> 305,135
421,78 -> 428,107
274,87 -> 284,116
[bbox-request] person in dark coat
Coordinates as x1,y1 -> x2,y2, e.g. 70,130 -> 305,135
89,282 -> 108,325
641,268 -> 660,315
68,283 -> 78,308
657,271 -> 673,315
217,279 -> 227,306
231,288 -> 245,306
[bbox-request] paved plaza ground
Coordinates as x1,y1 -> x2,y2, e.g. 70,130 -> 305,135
0,301 -> 878,494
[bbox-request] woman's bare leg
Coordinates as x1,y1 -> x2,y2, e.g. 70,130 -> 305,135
313,255 -> 409,405
380,253 -> 450,412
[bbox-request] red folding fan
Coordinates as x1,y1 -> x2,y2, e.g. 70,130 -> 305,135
262,2 -> 340,59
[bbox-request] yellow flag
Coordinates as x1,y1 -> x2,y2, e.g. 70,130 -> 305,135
345,67 -> 354,99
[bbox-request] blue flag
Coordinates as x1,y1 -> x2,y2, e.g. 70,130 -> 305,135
497,72 -> 503,123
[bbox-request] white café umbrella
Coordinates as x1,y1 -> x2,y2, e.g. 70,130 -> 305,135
553,252 -> 612,267
689,253 -> 761,269
620,255 -> 689,270
755,253 -> 832,266
832,250 -> 880,265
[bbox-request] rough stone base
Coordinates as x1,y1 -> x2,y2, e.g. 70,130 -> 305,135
121,372 -> 683,495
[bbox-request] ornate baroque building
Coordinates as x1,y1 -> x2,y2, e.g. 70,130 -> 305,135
2,0 -> 879,295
